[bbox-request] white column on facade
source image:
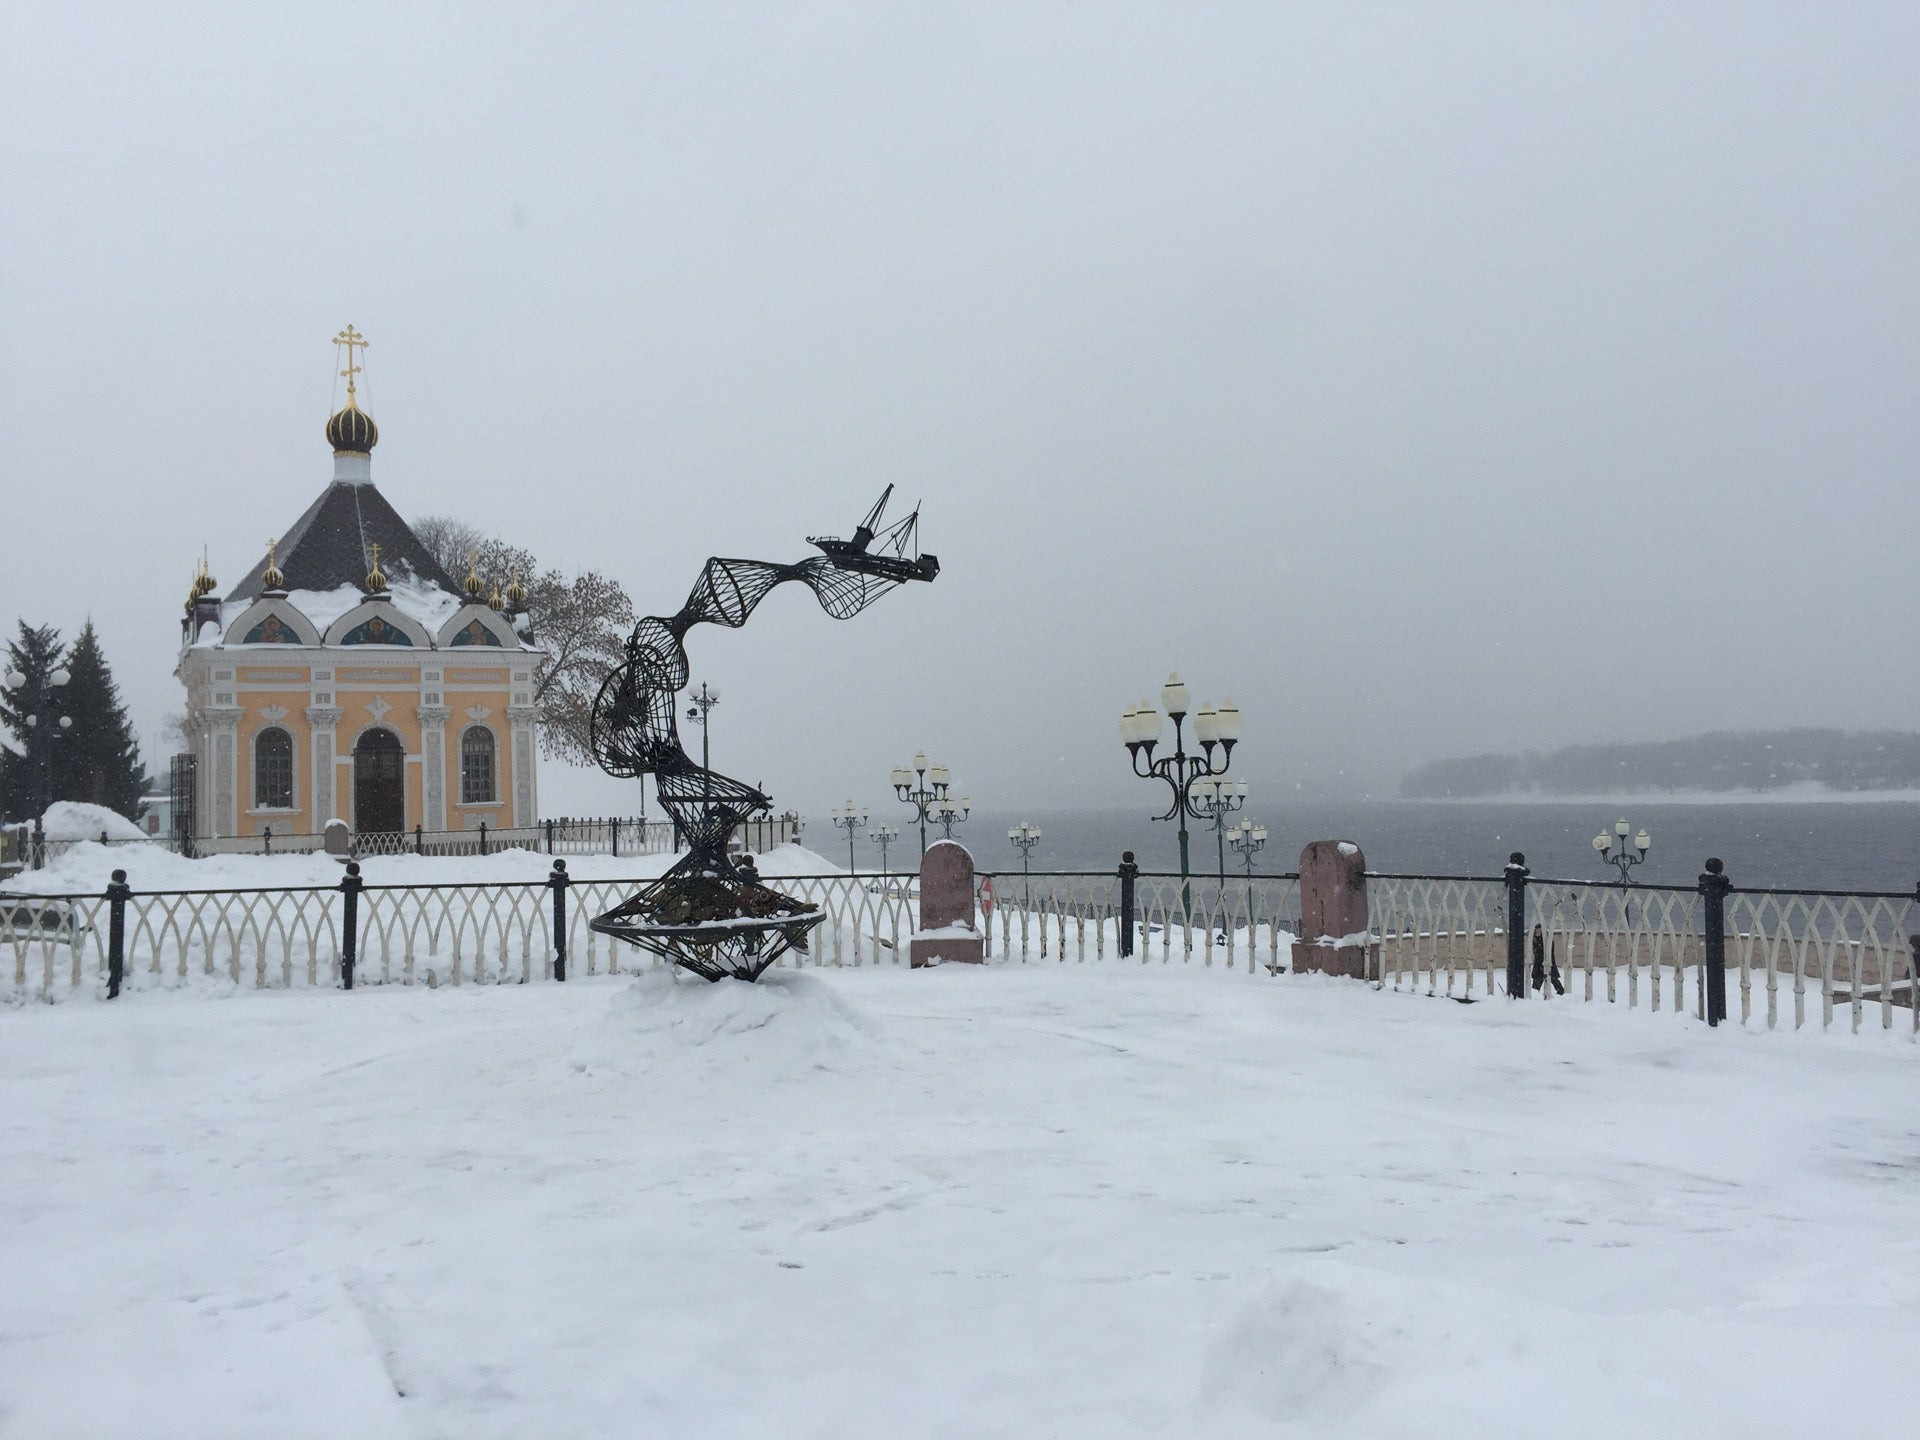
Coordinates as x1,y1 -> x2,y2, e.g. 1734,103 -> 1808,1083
189,716 -> 213,842
507,704 -> 539,827
418,704 -> 450,832
306,705 -> 341,823
209,707 -> 242,837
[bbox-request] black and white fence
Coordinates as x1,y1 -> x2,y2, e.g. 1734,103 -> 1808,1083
4,855 -> 1914,1036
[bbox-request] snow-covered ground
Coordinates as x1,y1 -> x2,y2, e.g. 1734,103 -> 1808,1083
1,965 -> 1913,1438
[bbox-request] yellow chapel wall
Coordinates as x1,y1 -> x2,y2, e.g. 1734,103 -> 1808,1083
215,638 -> 531,839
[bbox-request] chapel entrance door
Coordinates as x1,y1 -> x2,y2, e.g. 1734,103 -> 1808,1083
353,728 -> 406,836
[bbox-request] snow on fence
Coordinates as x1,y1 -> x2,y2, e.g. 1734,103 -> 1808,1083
3,864 -> 1913,1035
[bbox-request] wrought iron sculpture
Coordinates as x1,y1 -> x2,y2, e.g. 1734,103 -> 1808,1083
588,486 -> 938,980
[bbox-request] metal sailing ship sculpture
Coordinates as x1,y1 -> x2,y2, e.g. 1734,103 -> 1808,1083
588,487 -> 939,980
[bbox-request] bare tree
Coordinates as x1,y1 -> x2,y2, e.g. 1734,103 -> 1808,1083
524,569 -> 635,765
412,515 -> 634,764
412,515 -> 488,579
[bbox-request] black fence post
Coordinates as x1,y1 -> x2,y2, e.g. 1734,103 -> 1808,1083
1117,850 -> 1139,959
414,824 -> 424,856
1504,852 -> 1529,998
479,821 -> 489,856
550,858 -> 570,981
263,826 -> 272,856
1699,857 -> 1730,1027
31,815 -> 44,871
611,816 -> 620,859
340,860 -> 362,990
545,818 -> 554,855
105,868 -> 130,999
1911,879 -> 1920,1029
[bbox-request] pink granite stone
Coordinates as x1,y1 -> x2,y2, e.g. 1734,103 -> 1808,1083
1291,839 -> 1377,980
910,839 -> 984,967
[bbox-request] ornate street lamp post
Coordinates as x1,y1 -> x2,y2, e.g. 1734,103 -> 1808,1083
871,822 -> 899,877
891,752 -> 960,857
1121,674 -> 1242,913
1191,776 -> 1248,896
933,793 -> 970,840
829,801 -> 868,872
1227,818 -> 1268,931
684,682 -> 719,821
4,662 -> 73,838
1008,820 -> 1041,907
1593,818 -> 1651,885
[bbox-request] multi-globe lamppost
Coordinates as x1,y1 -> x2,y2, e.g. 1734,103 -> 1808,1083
684,682 -> 719,818
891,752 -> 964,856
1120,674 -> 1242,912
933,793 -> 970,840
871,822 -> 900,877
1008,819 -> 1042,906
1593,818 -> 1651,884
1190,775 -> 1248,893
1227,817 -> 1268,930
829,801 -> 868,871
4,662 -> 73,824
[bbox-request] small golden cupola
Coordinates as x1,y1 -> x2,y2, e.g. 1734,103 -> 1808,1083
365,541 -> 389,595
505,565 -> 528,612
488,579 -> 505,612
464,549 -> 485,600
260,538 -> 287,594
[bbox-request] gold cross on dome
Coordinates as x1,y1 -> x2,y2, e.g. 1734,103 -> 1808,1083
332,324 -> 368,397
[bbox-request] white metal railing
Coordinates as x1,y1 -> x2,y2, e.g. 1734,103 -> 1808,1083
1372,873 -> 1917,1034
1725,890 -> 1916,1034
5,867 -> 1913,1037
1371,876 -> 1511,997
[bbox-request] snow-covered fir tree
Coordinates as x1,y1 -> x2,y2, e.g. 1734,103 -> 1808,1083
56,621 -> 148,820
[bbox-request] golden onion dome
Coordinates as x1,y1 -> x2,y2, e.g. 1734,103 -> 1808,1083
488,580 -> 505,611
463,550 -> 485,599
261,538 -> 286,593
504,566 -> 528,611
365,542 -> 388,594
325,394 -> 379,455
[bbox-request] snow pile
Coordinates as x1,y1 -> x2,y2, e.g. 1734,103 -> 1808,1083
2,839 -> 843,897
39,801 -> 149,842
569,967 -> 882,1081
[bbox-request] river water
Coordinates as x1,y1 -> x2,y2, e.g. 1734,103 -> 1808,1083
844,799 -> 1920,895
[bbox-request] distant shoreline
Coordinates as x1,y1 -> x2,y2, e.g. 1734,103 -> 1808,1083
1414,785 -> 1920,807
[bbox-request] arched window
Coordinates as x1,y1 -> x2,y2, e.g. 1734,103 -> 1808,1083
255,728 -> 294,810
461,726 -> 497,805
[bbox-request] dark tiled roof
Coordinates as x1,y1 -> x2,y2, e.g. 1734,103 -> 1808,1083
226,481 -> 463,602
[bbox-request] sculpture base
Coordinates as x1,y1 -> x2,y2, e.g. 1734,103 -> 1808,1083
591,859 -> 821,982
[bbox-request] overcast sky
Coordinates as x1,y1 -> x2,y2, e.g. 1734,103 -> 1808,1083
3,2 -> 1916,817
